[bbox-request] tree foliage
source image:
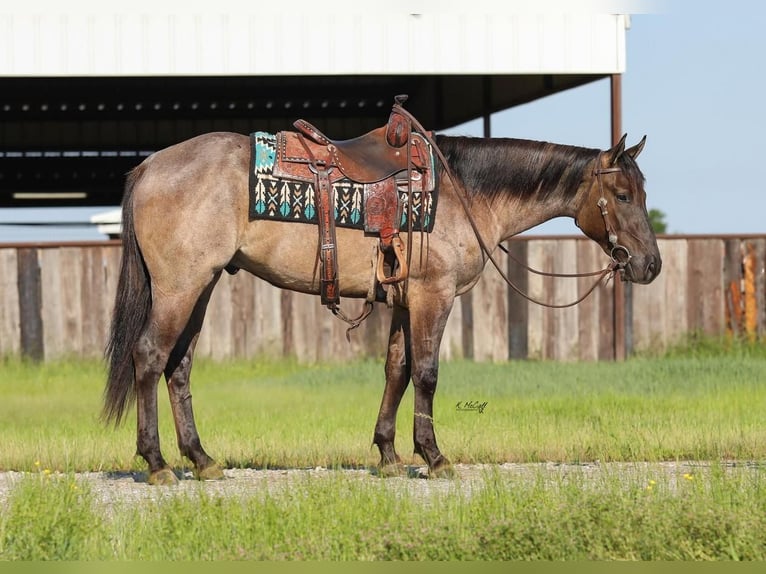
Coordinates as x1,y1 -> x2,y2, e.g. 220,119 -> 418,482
648,208 -> 668,234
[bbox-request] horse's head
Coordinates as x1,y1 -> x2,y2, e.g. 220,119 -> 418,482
574,135 -> 661,284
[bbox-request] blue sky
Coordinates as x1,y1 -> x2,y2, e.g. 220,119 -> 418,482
488,0 -> 766,235
0,0 -> 763,240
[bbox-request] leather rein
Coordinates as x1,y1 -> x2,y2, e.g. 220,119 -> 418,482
394,104 -> 631,309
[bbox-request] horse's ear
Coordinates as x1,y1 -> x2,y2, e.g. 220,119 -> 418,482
608,133 -> 628,165
625,135 -> 647,160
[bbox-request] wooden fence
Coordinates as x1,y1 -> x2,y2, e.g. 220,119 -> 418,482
1,235 -> 764,362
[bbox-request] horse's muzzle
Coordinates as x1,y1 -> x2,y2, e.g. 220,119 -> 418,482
622,254 -> 661,284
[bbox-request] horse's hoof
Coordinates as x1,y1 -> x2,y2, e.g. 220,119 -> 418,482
377,462 -> 407,478
429,462 -> 456,479
148,468 -> 179,486
195,463 -> 225,481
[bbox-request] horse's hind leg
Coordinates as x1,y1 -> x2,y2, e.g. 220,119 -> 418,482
164,275 -> 224,481
134,316 -> 182,484
134,290 -> 207,485
373,306 -> 412,476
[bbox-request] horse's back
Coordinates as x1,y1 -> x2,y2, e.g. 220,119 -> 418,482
137,131 -> 250,184
129,132 -> 251,289
132,131 -> 249,217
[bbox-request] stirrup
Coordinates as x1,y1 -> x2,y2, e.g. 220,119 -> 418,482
376,236 -> 408,285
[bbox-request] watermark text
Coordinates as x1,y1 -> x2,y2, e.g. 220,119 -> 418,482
455,400 -> 488,414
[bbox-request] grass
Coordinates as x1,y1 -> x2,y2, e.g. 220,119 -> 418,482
1,464 -> 765,560
0,340 -> 765,560
0,341 -> 765,472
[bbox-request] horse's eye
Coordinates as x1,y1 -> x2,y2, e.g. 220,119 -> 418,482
616,193 -> 630,203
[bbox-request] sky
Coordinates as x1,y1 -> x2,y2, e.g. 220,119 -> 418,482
453,0 -> 766,235
0,0 -> 764,240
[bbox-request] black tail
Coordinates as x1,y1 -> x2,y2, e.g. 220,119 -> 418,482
102,166 -> 152,425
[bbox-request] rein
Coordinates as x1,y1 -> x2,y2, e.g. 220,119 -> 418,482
393,103 -> 627,309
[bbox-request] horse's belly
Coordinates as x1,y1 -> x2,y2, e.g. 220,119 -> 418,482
233,223 -> 379,299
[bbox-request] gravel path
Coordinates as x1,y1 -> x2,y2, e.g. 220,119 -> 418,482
2,461 -> 760,509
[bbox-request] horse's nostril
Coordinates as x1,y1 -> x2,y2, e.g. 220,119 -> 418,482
646,258 -> 657,278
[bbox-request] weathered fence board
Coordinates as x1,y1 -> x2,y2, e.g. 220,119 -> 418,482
80,247 -> 109,357
506,240 -> 529,360
525,240 -> 549,360
752,239 -> 766,338
724,239 -> 744,336
2,236 -> 765,363
441,294 -> 463,361
661,239 -> 689,346
551,239 -> 579,361
576,240 -> 608,361
471,245 -> 509,362
252,278 -> 285,357
632,239 -> 687,351
38,248 -> 64,359
459,292 -> 474,360
0,249 -> 20,356
686,239 -> 725,336
225,272 -> 249,358
633,240 -> 664,351
16,248 -> 44,360
360,302 -> 393,361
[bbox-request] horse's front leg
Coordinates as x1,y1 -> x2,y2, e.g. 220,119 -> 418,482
410,292 -> 455,478
373,306 -> 411,476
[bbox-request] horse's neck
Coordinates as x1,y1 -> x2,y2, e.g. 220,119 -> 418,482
483,186 -> 582,243
439,136 -> 595,245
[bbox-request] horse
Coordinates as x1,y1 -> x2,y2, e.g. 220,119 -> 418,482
103,125 -> 661,485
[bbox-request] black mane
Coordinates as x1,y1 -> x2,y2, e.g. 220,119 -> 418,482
434,135 -> 644,202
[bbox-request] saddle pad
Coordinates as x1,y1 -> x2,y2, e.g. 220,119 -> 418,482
248,132 -> 438,232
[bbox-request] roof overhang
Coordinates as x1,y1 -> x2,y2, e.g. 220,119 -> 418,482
2,2 -> 629,77
0,1 -> 639,209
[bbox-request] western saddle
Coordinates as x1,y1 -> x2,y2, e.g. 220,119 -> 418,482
272,95 -> 436,326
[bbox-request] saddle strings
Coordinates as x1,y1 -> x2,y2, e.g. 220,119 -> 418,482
332,301 -> 374,341
391,102 -> 618,310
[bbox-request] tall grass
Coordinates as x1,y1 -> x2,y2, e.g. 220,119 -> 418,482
1,465 -> 764,560
0,474 -> 100,560
0,342 -> 765,472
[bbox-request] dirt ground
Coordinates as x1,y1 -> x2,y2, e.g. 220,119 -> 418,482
2,460 -> 755,509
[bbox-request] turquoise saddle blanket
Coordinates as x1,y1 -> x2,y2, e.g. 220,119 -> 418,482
248,131 -> 437,232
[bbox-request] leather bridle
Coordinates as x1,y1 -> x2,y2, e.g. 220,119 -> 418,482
591,152 -> 632,272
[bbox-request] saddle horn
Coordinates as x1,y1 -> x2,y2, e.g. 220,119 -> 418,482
386,95 -> 411,148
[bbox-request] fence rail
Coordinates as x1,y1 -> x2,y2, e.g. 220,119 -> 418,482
1,235 -> 764,362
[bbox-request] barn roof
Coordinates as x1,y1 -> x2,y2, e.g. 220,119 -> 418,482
2,3 -> 628,77
0,1 -> 634,208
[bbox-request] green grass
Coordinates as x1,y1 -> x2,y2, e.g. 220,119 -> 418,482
1,343 -> 765,472
1,341 -> 765,560
2,464 -> 765,560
